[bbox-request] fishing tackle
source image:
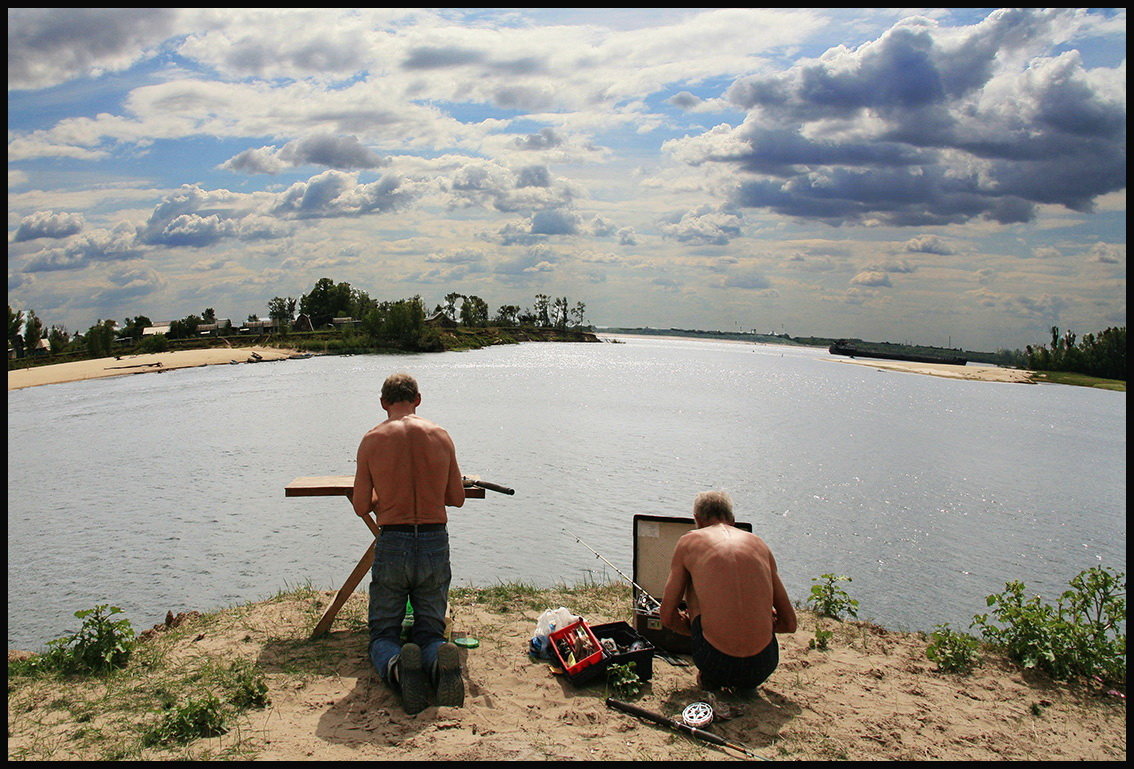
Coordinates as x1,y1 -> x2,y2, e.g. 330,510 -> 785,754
564,529 -> 661,614
605,698 -> 767,760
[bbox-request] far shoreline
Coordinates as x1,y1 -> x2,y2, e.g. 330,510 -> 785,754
10,335 -> 1099,391
603,332 -> 1040,385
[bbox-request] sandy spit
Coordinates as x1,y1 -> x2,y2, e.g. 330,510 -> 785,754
8,347 -> 301,391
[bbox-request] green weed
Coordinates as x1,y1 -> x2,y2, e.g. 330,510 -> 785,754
10,605 -> 136,676
142,693 -> 228,746
971,566 -> 1125,686
807,574 -> 860,620
925,623 -> 981,674
605,661 -> 642,700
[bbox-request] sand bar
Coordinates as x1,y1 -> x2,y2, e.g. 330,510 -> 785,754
8,347 -> 301,391
831,356 -> 1037,384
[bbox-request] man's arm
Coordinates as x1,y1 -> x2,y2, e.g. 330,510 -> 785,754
442,432 -> 465,508
660,542 -> 692,635
769,555 -> 797,633
352,439 -> 376,519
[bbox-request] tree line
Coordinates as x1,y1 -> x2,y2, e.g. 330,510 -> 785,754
1024,326 -> 1126,381
8,277 -> 591,360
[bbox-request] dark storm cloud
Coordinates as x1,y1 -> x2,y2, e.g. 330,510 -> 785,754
687,9 -> 1125,226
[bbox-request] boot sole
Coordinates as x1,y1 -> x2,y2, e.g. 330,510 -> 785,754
435,642 -> 464,707
398,643 -> 429,715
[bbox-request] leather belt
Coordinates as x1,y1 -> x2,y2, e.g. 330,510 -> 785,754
379,523 -> 446,533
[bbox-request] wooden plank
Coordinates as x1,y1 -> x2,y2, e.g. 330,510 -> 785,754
311,542 -> 375,638
285,476 -> 485,498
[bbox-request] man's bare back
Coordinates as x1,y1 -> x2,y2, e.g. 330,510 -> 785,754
352,405 -> 465,526
662,522 -> 796,658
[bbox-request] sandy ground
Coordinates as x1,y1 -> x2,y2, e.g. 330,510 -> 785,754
7,347 -> 301,391
7,587 -> 1125,762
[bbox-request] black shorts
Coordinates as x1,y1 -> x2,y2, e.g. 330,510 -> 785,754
691,615 -> 779,691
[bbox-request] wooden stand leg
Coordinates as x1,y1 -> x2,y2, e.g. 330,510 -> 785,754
311,541 -> 375,638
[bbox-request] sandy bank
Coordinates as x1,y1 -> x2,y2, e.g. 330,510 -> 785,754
831,357 -> 1037,384
7,584 -> 1125,761
7,347 -> 301,391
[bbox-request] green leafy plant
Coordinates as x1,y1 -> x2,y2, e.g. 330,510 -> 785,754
224,659 -> 271,710
143,693 -> 229,746
605,661 -> 642,699
925,623 -> 981,673
12,605 -> 137,676
809,628 -> 833,650
971,566 -> 1125,685
807,574 -> 860,620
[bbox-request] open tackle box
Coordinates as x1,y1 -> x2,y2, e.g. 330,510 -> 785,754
549,618 -> 656,686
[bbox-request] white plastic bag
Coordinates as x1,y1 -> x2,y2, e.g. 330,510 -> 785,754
530,606 -> 580,658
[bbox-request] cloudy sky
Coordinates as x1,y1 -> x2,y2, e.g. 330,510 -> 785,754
7,8 -> 1126,350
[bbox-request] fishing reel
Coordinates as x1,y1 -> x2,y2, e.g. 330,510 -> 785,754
681,701 -> 714,728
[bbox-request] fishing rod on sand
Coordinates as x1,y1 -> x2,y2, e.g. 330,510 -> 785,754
605,698 -> 768,760
564,529 -> 661,614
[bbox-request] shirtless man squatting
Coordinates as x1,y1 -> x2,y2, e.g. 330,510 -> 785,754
660,490 -> 797,692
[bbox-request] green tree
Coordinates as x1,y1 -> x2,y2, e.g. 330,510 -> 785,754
571,301 -> 587,328
443,292 -> 463,322
460,295 -> 489,327
533,294 -> 551,327
8,306 -> 26,358
495,304 -> 521,326
1025,326 -> 1126,380
85,320 -> 115,358
23,309 -> 44,355
267,296 -> 297,335
300,277 -> 371,328
553,297 -> 569,329
167,314 -> 202,339
120,315 -> 153,341
47,325 -> 70,354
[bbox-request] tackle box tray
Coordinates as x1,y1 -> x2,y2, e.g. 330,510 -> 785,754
591,621 -> 655,682
548,619 -> 605,686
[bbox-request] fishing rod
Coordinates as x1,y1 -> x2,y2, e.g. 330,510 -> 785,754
462,477 -> 515,495
564,529 -> 661,613
605,698 -> 768,760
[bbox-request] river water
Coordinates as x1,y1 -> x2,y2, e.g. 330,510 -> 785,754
6,335 -> 1126,650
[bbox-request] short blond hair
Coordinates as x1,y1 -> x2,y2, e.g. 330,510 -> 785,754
693,490 -> 734,523
381,372 -> 419,404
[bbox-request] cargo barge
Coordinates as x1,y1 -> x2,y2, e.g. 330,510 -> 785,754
829,340 -> 967,366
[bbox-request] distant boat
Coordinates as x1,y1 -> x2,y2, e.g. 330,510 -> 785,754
828,340 -> 967,366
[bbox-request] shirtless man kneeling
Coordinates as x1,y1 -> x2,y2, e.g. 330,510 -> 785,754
353,372 -> 467,714
660,491 -> 797,692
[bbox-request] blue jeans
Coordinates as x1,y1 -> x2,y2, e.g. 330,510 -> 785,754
368,530 -> 451,683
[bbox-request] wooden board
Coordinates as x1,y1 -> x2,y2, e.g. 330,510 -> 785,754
285,475 -> 485,498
